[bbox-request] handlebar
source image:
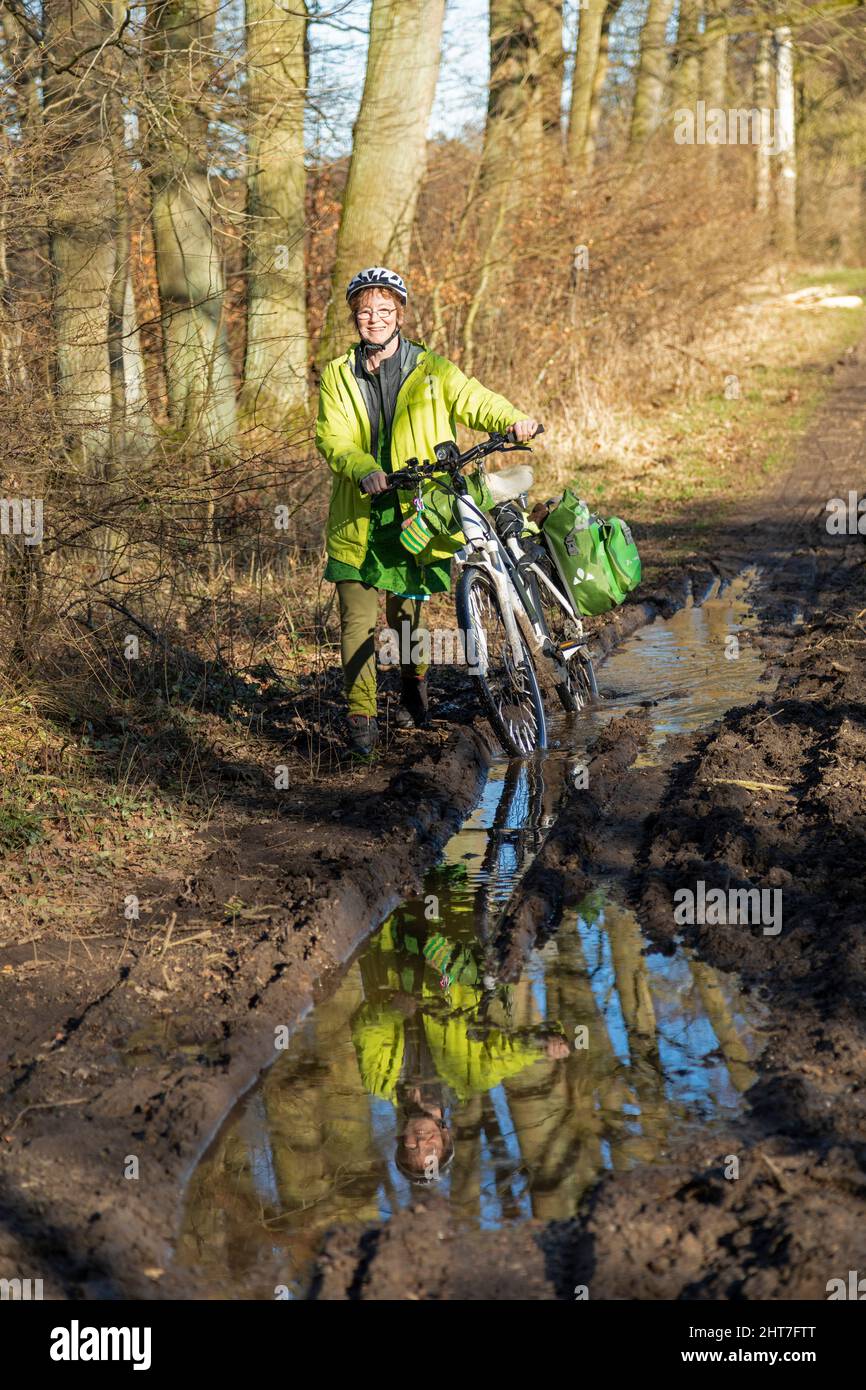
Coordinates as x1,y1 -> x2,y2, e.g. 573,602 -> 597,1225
360,423 -> 545,496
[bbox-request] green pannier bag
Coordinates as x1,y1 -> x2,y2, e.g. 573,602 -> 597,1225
398,467 -> 492,556
542,487 -> 641,617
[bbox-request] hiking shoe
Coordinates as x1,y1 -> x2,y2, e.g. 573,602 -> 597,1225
394,675 -> 430,730
346,714 -> 379,757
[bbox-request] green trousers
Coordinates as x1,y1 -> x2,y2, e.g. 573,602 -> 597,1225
336,581 -> 430,718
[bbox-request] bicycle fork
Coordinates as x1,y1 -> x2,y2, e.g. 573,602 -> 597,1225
456,497 -> 547,676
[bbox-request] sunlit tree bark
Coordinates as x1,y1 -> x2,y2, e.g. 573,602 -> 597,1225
242,0 -> 308,429
536,0 -> 565,166
670,0 -> 701,110
583,1 -> 621,174
566,0 -> 607,178
630,0 -> 676,144
463,0 -> 543,373
774,23 -> 797,253
145,0 -> 238,454
701,0 -> 732,180
42,0 -> 116,464
754,31 -> 773,216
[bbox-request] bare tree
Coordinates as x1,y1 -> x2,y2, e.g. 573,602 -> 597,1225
318,0 -> 447,367
754,31 -> 773,216
774,23 -> 797,252
670,0 -> 701,110
701,0 -> 733,178
537,0 -> 565,167
630,0 -> 676,144
583,1 -> 622,173
463,0 -> 544,373
567,0 -> 612,178
242,0 -> 309,429
42,0 -> 116,464
145,0 -> 238,454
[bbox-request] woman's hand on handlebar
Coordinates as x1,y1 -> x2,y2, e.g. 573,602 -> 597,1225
360,469 -> 389,495
508,419 -> 543,444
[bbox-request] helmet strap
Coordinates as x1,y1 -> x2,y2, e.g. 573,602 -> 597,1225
359,325 -> 400,358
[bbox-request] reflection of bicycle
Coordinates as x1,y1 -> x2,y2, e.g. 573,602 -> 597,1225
375,427 -> 598,756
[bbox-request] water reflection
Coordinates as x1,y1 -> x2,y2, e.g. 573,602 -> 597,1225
175,574 -> 770,1297
177,881 -> 761,1297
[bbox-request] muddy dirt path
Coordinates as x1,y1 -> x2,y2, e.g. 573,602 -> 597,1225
1,348 -> 864,1301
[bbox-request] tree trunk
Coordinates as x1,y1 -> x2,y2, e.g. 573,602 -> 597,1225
242,0 -> 309,429
583,2 -> 620,174
774,25 -> 797,254
754,31 -> 772,217
463,0 -> 543,374
536,0 -> 565,167
146,0 -> 238,455
670,0 -> 701,110
701,0 -> 732,179
42,0 -> 116,465
630,0 -> 676,144
318,0 -> 447,368
566,0 -> 607,178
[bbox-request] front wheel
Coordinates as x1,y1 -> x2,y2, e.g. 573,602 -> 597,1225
456,566 -> 547,756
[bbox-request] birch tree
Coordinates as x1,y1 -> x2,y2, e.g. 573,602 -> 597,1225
318,0 -> 447,366
754,31 -> 773,216
774,24 -> 797,253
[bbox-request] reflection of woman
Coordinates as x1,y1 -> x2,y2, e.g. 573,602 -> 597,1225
351,910 -> 568,1186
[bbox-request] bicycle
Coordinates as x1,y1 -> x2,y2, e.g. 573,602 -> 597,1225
370,426 -> 598,757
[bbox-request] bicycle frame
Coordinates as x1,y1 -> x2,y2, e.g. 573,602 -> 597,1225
453,489 -> 575,686
375,428 -> 584,689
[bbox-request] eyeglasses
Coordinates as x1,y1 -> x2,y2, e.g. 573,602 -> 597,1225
356,307 -> 397,322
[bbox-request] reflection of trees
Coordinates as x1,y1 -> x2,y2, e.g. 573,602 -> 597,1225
178,865 -> 758,1286
688,959 -> 757,1094
177,966 -> 385,1294
603,899 -> 669,1161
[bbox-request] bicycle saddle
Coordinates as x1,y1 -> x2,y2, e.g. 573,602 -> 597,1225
487,463 -> 534,505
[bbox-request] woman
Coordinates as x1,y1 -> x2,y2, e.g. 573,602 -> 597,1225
316,266 -> 539,757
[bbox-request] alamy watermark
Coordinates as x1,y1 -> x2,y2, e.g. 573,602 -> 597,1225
674,102 -> 784,153
1,1276 -> 43,1299
827,1270 -> 866,1299
0,497 -> 43,545
378,624 -> 480,672
825,492 -> 866,535
674,880 -> 782,936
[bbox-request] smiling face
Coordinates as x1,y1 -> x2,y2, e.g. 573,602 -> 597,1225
400,1114 -> 447,1172
349,286 -> 404,344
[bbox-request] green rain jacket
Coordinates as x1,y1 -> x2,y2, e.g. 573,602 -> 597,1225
350,919 -> 556,1105
316,341 -> 529,569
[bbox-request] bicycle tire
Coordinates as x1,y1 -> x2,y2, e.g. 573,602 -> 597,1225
456,565 -> 547,756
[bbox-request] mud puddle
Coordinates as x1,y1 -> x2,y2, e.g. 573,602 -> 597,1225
171,570 -> 774,1297
585,568 -> 769,756
175,884 -> 764,1298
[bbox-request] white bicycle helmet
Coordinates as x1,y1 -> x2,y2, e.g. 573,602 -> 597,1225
346,266 -> 407,304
